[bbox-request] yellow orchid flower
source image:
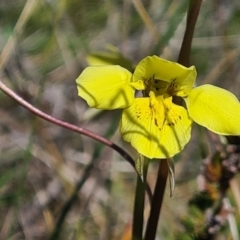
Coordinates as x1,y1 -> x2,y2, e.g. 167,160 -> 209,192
76,55 -> 240,159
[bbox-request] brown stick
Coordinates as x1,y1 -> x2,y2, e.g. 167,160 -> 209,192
144,159 -> 168,240
178,0 -> 203,67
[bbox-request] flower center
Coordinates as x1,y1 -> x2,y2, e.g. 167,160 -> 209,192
143,74 -> 170,97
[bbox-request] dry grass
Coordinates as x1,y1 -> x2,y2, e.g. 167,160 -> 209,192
0,0 -> 240,239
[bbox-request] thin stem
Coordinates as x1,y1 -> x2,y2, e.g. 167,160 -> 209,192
49,160 -> 94,240
132,158 -> 149,240
132,175 -> 145,240
0,80 -> 153,200
144,159 -> 168,240
178,0 -> 202,67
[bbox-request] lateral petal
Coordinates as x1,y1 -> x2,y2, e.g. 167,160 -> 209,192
76,65 -> 134,109
185,84 -> 240,135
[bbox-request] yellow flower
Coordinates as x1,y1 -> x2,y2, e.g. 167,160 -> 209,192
76,56 -> 240,159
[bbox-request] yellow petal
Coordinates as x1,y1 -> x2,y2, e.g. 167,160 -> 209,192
120,97 -> 164,159
120,93 -> 192,159
185,84 -> 240,135
76,65 -> 134,109
160,97 -> 192,157
167,66 -> 196,97
133,55 -> 197,97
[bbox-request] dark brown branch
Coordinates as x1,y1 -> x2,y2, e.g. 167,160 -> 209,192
178,0 -> 203,67
144,159 -> 168,240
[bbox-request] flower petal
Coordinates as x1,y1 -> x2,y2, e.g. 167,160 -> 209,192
167,66 -> 196,97
133,55 -> 197,97
120,97 -> 164,159
185,84 -> 240,135
120,94 -> 192,159
160,98 -> 192,157
76,65 -> 134,109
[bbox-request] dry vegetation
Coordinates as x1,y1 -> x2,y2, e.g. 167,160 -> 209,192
0,0 -> 240,239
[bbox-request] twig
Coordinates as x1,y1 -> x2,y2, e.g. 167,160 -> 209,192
0,80 -> 153,200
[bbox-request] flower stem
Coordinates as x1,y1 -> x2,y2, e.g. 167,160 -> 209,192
132,157 -> 149,240
144,159 -> 168,240
132,175 -> 145,240
0,79 -> 132,165
0,80 -> 153,199
178,0 -> 202,67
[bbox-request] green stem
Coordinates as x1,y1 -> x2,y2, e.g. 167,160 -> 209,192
144,159 -> 168,240
132,175 -> 145,240
132,158 -> 149,240
178,0 -> 202,67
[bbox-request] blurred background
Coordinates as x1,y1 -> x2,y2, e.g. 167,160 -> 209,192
0,0 -> 240,239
